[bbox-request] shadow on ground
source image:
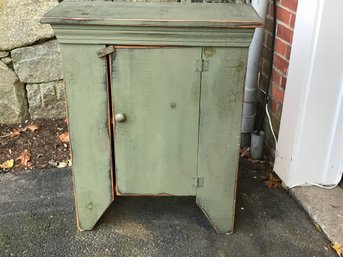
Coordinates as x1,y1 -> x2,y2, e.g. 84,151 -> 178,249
0,159 -> 336,257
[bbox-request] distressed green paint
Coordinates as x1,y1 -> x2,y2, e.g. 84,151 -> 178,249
51,25 -> 255,47
196,47 -> 248,233
60,44 -> 114,230
112,47 -> 201,195
44,2 -> 260,233
42,2 -> 261,48
41,2 -> 262,28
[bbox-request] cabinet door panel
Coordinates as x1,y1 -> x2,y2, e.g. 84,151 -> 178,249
112,47 -> 201,195
61,44 -> 114,230
196,47 -> 248,233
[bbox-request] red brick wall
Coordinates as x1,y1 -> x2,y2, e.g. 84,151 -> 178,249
257,0 -> 298,147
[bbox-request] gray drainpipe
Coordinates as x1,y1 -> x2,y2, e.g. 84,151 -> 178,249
241,0 -> 268,147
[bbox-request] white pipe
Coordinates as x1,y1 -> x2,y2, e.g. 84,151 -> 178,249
241,0 -> 268,134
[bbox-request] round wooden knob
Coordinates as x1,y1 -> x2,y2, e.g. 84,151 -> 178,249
115,113 -> 126,122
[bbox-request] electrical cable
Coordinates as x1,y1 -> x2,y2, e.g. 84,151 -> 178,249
265,104 -> 277,144
287,182 -> 340,190
256,0 -> 277,137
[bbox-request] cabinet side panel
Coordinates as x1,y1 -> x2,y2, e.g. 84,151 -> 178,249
196,47 -> 248,233
60,44 -> 114,230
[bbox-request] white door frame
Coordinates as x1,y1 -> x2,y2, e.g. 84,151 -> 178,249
274,0 -> 343,186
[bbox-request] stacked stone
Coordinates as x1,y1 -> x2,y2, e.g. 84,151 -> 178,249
11,41 -> 65,120
0,0 -> 65,124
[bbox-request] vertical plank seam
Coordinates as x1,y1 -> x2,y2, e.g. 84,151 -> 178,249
106,48 -> 116,200
111,45 -> 120,196
195,47 -> 204,193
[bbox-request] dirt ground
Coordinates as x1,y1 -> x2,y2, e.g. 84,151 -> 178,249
0,119 -> 70,173
1,118 -> 341,188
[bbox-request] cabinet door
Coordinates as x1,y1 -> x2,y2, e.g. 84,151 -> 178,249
60,44 -> 114,230
112,47 -> 201,195
196,47 -> 248,233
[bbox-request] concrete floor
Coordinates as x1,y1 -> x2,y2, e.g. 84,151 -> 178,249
0,160 -> 337,257
291,185 -> 343,247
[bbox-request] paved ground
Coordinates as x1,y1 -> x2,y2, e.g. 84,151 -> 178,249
291,186 -> 343,247
0,160 -> 337,257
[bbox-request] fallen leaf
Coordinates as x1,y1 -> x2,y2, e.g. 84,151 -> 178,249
262,172 -> 282,189
22,123 -> 39,132
247,158 -> 266,164
240,147 -> 250,157
0,159 -> 14,170
48,160 -> 58,167
10,128 -> 22,138
57,159 -> 72,168
331,243 -> 342,256
314,223 -> 322,232
58,132 -> 69,143
16,149 -> 32,167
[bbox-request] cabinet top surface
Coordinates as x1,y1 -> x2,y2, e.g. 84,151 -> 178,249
41,2 -> 262,28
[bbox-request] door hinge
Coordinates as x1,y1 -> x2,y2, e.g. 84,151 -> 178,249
195,59 -> 209,72
97,45 -> 116,58
193,177 -> 204,188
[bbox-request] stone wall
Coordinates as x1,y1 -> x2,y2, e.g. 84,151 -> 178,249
0,0 -> 245,124
0,0 -> 62,124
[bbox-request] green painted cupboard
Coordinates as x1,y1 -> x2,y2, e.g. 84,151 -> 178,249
42,1 -> 261,233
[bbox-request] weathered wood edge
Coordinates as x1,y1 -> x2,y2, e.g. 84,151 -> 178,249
41,2 -> 263,28
52,25 -> 255,47
43,18 -> 263,28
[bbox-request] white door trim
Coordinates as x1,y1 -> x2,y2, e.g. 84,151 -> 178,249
274,0 -> 343,186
